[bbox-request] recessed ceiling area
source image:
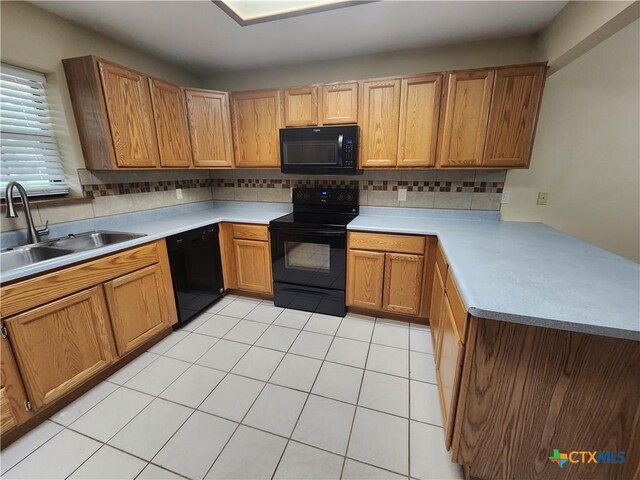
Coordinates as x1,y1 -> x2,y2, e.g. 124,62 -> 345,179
30,1 -> 567,75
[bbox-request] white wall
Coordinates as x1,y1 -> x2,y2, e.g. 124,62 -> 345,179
502,19 -> 640,262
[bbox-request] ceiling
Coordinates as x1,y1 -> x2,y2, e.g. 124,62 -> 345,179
31,1 -> 567,75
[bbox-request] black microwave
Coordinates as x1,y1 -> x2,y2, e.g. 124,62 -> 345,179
280,125 -> 360,175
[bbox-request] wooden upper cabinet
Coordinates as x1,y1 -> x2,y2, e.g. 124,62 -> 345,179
185,89 -> 234,168
149,79 -> 193,168
4,287 -> 116,409
321,82 -> 358,125
438,70 -> 495,168
347,249 -> 385,310
359,79 -> 401,168
231,89 -> 282,168
397,74 -> 443,167
382,253 -> 424,315
483,65 -> 546,168
283,86 -> 318,127
1,336 -> 32,433
98,61 -> 159,168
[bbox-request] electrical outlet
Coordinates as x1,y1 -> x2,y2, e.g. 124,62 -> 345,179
176,188 -> 183,200
537,192 -> 548,205
398,188 -> 407,202
501,190 -> 510,204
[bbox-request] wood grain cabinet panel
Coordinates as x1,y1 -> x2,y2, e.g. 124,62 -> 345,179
98,61 -> 159,168
483,65 -> 546,167
234,239 -> 273,293
231,89 -> 281,168
149,79 -> 193,168
359,79 -> 401,167
382,253 -> 424,315
1,337 -> 32,433
5,287 -> 116,409
283,86 -> 318,127
185,89 -> 234,168
321,82 -> 358,125
430,262 -> 445,363
346,249 -> 385,310
397,74 -> 442,167
103,264 -> 171,355
438,70 -> 494,167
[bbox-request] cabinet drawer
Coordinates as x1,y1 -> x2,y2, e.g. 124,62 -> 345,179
446,270 -> 468,342
349,232 -> 425,254
436,243 -> 448,281
232,224 -> 269,241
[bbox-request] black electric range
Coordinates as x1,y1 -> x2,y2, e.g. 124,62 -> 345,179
269,187 -> 359,316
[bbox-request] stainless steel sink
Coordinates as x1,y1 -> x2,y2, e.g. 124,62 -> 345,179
0,246 -> 74,272
46,231 -> 146,251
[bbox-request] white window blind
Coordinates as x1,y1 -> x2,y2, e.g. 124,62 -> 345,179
1,63 -> 68,198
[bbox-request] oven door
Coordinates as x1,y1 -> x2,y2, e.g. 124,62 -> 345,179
270,226 -> 346,290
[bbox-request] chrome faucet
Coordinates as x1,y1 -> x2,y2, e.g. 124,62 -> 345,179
5,181 -> 49,244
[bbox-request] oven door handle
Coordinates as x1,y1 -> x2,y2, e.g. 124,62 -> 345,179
270,228 -> 346,237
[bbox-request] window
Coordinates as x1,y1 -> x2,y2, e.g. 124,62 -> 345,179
1,63 -> 68,199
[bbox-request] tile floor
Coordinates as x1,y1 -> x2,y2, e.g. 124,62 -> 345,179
0,295 -> 463,480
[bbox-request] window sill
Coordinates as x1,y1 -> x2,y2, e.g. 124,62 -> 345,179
0,196 -> 92,212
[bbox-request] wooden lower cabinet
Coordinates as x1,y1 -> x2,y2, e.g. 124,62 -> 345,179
4,287 -> 116,409
346,249 -> 385,309
430,262 -> 445,362
1,337 -> 32,434
234,239 -> 272,294
382,253 -> 423,315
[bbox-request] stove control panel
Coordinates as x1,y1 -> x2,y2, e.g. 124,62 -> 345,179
293,187 -> 359,206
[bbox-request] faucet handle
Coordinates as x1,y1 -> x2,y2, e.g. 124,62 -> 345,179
36,220 -> 49,237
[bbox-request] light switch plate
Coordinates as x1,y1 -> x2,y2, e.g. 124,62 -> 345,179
176,188 -> 183,200
398,188 -> 407,202
537,192 -> 548,205
501,190 -> 510,204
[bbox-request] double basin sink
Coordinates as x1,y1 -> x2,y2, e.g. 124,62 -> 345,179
0,231 -> 146,273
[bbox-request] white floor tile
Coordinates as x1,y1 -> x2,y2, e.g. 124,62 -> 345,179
3,429 -> 100,480
303,313 -> 342,335
336,314 -> 375,342
224,320 -> 269,344
196,339 -> 250,371
410,380 -> 442,426
410,421 -> 463,479
153,411 -> 237,480
270,354 -> 322,392
108,352 -> 159,385
312,362 -> 363,404
409,351 -> 437,384
68,445 -> 146,479
358,371 -> 408,418
50,381 -> 117,426
199,374 -> 264,422
292,395 -> 355,455
231,346 -> 285,381
205,296 -> 236,314
326,337 -> 370,369
245,303 -> 285,324
366,344 -> 408,378
147,331 -> 189,355
180,311 -> 213,332
195,314 -> 240,338
347,407 -> 408,475
274,441 -> 343,480
273,309 -> 312,329
69,387 -> 153,442
372,321 -> 409,349
342,459 -> 405,479
108,398 -> 193,460
0,421 -> 63,474
218,299 -> 259,318
205,425 -> 287,480
243,384 -> 307,436
163,332 -> 218,363
409,326 -> 434,354
124,356 -> 190,396
137,464 -> 183,480
159,364 -> 226,408
289,331 -> 333,359
255,325 -> 300,351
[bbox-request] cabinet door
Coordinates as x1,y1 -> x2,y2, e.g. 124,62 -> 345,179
382,253 -> 424,315
149,79 -> 193,168
430,262 -> 445,364
185,89 -> 234,168
359,79 -> 401,167
98,61 -> 159,168
346,249 -> 385,310
437,294 -> 465,449
283,86 -> 318,127
231,90 -> 281,168
438,70 -> 494,167
483,65 -> 546,167
397,74 -> 442,167
5,287 -> 116,408
103,264 -> 171,356
234,239 -> 273,293
321,82 -> 358,125
1,336 -> 32,433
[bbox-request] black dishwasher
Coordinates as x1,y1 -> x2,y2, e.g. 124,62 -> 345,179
167,224 -> 224,328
